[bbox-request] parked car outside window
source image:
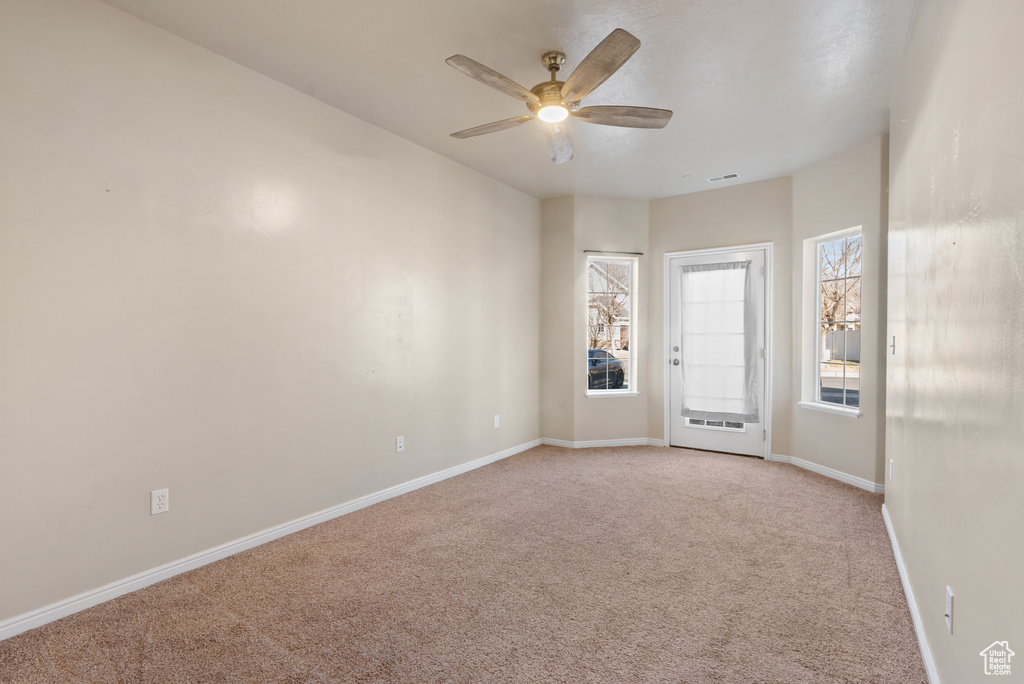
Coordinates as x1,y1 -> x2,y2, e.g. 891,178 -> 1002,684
588,348 -> 624,390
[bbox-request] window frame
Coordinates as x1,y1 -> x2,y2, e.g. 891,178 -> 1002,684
799,227 -> 862,417
585,255 -> 639,398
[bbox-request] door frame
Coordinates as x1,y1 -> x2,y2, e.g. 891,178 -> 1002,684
663,242 -> 774,457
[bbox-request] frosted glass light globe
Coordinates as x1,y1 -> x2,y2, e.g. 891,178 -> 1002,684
537,105 -> 569,123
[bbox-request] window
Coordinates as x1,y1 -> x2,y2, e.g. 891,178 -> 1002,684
587,257 -> 636,395
816,233 -> 861,408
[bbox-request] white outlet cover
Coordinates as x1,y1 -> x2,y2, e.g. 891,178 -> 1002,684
889,459 -> 894,482
151,488 -> 169,515
396,436 -> 404,453
494,415 -> 500,428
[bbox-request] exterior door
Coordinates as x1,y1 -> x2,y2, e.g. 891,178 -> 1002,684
668,245 -> 768,457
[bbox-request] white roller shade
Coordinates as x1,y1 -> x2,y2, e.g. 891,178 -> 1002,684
679,261 -> 759,423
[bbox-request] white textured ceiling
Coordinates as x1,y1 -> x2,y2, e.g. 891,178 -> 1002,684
98,0 -> 915,200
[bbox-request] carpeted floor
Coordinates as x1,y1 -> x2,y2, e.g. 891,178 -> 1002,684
0,445 -> 927,683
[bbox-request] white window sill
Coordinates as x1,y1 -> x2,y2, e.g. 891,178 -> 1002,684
586,391 -> 640,399
798,401 -> 861,418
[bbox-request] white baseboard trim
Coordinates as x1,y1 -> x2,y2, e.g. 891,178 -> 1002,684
882,504 -> 939,684
0,439 -> 543,642
768,453 -> 884,493
541,437 -> 665,449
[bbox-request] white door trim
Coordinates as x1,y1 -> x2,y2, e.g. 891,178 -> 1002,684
663,242 -> 774,457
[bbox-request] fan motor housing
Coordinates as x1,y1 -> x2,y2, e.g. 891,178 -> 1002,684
528,81 -> 565,113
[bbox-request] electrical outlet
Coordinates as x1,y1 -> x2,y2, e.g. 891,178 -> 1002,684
493,414 -> 500,428
151,488 -> 169,515
396,436 -> 404,453
945,586 -> 954,634
889,459 -> 894,483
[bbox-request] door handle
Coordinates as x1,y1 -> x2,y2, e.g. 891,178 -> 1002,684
672,359 -> 680,366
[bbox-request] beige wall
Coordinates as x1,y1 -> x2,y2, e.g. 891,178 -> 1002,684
572,197 -> 649,442
539,197 -> 575,441
791,136 -> 888,483
539,196 -> 649,443
0,0 -> 540,622
886,0 -> 1024,679
648,179 -> 794,454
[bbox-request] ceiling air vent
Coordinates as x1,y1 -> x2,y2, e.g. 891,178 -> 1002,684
707,173 -> 740,183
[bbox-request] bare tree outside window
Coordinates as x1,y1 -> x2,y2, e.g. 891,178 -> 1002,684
587,258 -> 633,391
818,235 -> 862,407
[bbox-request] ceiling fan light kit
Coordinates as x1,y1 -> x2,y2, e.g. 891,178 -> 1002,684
446,29 -> 673,164
537,105 -> 569,123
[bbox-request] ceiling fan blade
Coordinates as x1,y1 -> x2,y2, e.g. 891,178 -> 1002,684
450,115 -> 534,139
548,122 -> 574,164
560,29 -> 641,102
446,55 -> 541,105
573,106 -> 673,129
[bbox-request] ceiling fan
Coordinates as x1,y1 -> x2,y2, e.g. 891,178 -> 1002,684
446,28 -> 672,164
